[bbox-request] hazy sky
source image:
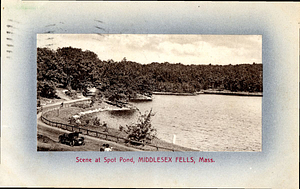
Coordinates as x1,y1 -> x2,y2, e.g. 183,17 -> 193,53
37,34 -> 262,65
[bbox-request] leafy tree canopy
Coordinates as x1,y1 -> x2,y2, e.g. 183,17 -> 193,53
37,47 -> 263,100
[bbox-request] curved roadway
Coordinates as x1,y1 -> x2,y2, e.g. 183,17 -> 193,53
37,98 -> 141,151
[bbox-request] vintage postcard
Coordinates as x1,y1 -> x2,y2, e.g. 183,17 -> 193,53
1,1 -> 299,188
37,34 -> 262,153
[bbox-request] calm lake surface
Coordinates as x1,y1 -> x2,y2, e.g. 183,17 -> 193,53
95,94 -> 262,151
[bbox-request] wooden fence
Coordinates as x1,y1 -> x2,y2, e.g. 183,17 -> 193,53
40,102 -> 176,151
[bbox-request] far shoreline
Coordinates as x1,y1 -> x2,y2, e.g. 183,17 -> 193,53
152,90 -> 263,97
152,92 -> 197,96
202,90 -> 263,97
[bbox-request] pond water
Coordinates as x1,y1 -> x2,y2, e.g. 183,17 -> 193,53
95,94 -> 262,151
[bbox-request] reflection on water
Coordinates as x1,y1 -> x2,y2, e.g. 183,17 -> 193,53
95,94 -> 262,151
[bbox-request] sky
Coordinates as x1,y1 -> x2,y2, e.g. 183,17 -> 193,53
37,34 -> 262,65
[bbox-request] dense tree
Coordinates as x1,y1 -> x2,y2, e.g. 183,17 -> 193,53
37,80 -> 57,98
37,47 -> 263,100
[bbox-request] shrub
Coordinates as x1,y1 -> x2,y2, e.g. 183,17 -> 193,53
65,90 -> 77,98
37,81 -> 57,98
93,117 -> 101,127
122,109 -> 156,144
69,114 -> 104,128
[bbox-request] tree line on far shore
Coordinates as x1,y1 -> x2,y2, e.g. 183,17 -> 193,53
37,47 -> 263,101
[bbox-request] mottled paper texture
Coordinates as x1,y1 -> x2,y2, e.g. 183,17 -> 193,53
1,1 -> 299,188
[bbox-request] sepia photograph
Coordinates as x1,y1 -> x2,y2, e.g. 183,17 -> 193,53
37,34 -> 262,152
1,1 -> 298,188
